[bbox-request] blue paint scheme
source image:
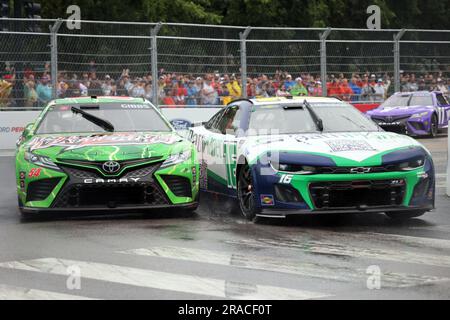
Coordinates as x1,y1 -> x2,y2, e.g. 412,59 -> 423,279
250,158 -> 310,210
381,147 -> 427,165
409,156 -> 435,207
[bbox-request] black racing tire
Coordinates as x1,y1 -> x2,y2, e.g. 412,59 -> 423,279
385,210 -> 426,220
237,163 -> 261,221
183,192 -> 200,214
429,114 -> 438,138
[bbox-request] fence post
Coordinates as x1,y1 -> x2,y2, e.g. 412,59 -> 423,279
394,29 -> 406,93
49,19 -> 63,99
319,28 -> 331,97
150,22 -> 162,106
239,27 -> 251,99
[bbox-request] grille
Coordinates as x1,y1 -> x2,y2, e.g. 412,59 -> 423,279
59,162 -> 161,179
279,164 -> 400,175
62,166 -> 99,179
314,165 -> 396,174
26,178 -> 61,202
122,163 -> 161,179
161,175 -> 192,198
309,180 -> 405,210
53,183 -> 168,208
58,157 -> 163,176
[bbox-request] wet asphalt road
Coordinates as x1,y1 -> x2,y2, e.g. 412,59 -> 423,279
0,136 -> 449,300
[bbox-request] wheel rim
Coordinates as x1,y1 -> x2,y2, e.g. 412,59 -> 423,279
431,116 -> 438,136
238,165 -> 254,213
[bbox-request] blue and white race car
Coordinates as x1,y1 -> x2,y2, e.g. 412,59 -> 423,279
187,97 -> 435,221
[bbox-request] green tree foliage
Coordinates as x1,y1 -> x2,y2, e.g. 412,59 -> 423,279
41,0 -> 449,29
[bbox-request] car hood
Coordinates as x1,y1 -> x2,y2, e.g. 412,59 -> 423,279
23,131 -> 187,162
243,131 -> 424,165
367,105 -> 433,117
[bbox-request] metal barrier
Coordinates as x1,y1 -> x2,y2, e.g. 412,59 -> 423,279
0,18 -> 449,110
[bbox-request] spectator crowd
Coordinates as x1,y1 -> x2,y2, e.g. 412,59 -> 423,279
1,61 -> 449,108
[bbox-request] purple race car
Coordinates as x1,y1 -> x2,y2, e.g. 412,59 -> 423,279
367,91 -> 450,137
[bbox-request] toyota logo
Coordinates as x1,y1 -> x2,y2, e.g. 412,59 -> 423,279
350,167 -> 371,174
102,161 -> 121,174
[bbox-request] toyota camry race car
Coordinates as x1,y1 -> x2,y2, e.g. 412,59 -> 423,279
367,91 -> 450,137
187,97 -> 435,221
16,96 -> 199,217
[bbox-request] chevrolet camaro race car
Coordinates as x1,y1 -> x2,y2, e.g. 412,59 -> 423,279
187,97 -> 435,221
367,91 -> 450,137
16,96 -> 199,217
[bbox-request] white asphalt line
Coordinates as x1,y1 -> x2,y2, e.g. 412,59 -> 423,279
226,238 -> 450,269
119,246 -> 449,288
0,284 -> 94,300
0,258 -> 330,300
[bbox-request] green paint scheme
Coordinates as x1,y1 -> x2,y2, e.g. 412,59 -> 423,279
16,97 -> 199,210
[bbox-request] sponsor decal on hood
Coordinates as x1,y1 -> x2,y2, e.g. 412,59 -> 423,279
27,133 -> 180,152
243,132 -> 421,163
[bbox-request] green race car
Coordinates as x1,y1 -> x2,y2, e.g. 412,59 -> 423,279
16,96 -> 199,217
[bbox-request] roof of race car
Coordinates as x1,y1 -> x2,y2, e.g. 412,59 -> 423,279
249,96 -> 341,106
51,96 -> 149,105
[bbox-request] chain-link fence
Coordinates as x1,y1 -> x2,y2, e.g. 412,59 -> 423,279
0,18 -> 449,109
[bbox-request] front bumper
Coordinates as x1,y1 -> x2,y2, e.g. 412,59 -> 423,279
373,117 -> 431,136
20,202 -> 199,215
251,155 -> 435,215
258,204 -> 434,218
17,157 -> 199,212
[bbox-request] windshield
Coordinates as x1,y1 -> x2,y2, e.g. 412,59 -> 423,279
248,102 -> 379,135
381,93 -> 433,108
36,103 -> 172,134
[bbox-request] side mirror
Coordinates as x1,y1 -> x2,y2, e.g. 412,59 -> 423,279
23,123 -> 34,138
16,123 -> 34,147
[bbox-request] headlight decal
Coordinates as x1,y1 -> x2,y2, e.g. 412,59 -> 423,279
24,151 -> 61,171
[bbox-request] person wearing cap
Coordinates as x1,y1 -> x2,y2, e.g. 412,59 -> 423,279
374,79 -> 386,101
284,74 -> 296,90
290,77 -> 308,96
311,80 -> 323,97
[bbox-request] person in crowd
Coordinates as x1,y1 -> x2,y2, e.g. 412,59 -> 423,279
276,83 -> 290,97
284,74 -> 296,90
24,79 -> 38,108
186,80 -> 199,106
311,81 -> 323,97
374,79 -> 386,101
349,76 -> 362,101
437,78 -> 448,94
226,75 -> 241,100
340,79 -> 354,101
36,75 -> 53,105
290,77 -> 308,96
201,78 -> 218,105
0,74 -> 15,107
101,75 -> 113,96
144,83 -> 152,101
173,80 -> 187,105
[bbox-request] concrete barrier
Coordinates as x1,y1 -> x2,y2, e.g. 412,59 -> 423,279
447,120 -> 450,197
